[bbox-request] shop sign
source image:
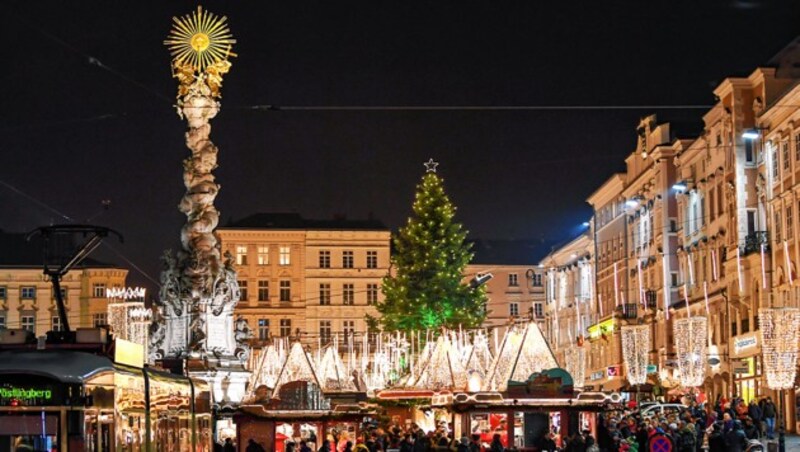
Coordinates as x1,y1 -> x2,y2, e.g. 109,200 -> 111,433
588,318 -> 616,340
733,359 -> 751,375
590,371 -> 604,381
607,365 -> 621,377
646,364 -> 658,374
734,334 -> 758,354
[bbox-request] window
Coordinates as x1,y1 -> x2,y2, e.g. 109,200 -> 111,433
343,284 -> 355,305
747,209 -> 758,235
93,313 -> 107,327
279,246 -> 291,266
239,280 -> 248,301
772,147 -> 779,180
510,302 -> 519,317
531,274 -> 542,286
731,321 -> 738,338
796,133 -> 800,162
258,319 -> 270,341
281,319 -> 292,337
319,283 -> 331,305
236,245 -> 248,265
21,314 -> 35,332
775,212 -> 782,242
0,287 -> 5,299
51,316 -> 61,332
0,314 -> 5,330
280,280 -> 291,302
508,274 -> 519,286
342,251 -> 354,269
343,320 -> 355,337
745,139 -> 754,163
788,206 -> 794,240
534,303 -> 544,318
257,245 -> 269,265
367,284 -> 378,305
53,288 -> 67,302
92,284 -> 105,298
21,286 -> 36,299
366,251 -> 378,269
257,280 -> 269,302
320,320 -> 332,344
319,250 -> 331,268
783,141 -> 790,171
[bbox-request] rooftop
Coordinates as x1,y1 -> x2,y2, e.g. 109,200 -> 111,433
223,213 -> 388,231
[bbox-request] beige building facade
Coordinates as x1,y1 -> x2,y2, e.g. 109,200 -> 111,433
0,231 -> 128,338
217,213 -> 390,346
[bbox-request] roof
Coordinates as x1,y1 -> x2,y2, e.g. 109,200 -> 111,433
223,213 -> 388,231
468,239 -> 549,266
0,350 -> 114,383
0,230 -> 116,269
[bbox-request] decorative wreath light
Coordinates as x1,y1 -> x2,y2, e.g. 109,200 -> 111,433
673,316 -> 708,388
564,345 -> 586,389
759,307 -> 800,390
621,325 -> 650,385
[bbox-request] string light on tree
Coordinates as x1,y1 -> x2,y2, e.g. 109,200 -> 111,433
759,307 -> 800,390
621,325 -> 649,386
673,316 -> 707,388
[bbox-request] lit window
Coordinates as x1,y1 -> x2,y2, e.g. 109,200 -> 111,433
279,246 -> 291,266
21,287 -> 37,299
236,245 -> 248,265
21,315 -> 35,332
342,251 -> 354,269
257,280 -> 269,302
239,280 -> 248,301
280,280 -> 291,302
367,284 -> 378,305
257,245 -> 269,265
280,319 -> 292,337
258,319 -> 270,341
319,283 -> 331,305
508,274 -> 518,286
92,284 -> 105,298
343,284 -> 355,305
366,251 -> 378,269
319,250 -> 331,268
510,303 -> 519,317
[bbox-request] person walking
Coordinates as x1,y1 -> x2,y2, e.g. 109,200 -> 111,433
489,434 -> 504,452
762,397 -> 777,439
723,421 -> 747,452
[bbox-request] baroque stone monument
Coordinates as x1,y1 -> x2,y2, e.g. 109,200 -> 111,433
149,6 -> 251,406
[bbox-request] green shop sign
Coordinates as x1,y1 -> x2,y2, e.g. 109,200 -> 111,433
0,387 -> 53,400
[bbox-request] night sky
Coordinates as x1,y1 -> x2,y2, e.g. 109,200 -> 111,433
3,1 -> 799,290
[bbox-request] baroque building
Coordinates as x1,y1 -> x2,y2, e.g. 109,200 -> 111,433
0,231 -> 128,337
216,213 -> 390,347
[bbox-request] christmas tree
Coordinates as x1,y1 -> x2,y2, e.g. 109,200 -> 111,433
373,159 -> 486,331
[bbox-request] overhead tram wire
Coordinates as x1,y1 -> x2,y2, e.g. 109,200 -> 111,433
244,104 -> 714,112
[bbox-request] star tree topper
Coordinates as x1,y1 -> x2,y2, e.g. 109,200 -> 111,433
424,158 -> 439,173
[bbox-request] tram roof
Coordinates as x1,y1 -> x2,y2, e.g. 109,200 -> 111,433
0,350 -> 115,383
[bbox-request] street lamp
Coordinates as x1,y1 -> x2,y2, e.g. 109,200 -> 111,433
741,129 -> 762,140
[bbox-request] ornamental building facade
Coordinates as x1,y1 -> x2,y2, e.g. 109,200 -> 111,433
216,213 -> 390,347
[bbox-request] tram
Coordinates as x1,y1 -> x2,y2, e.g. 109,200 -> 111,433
0,349 -> 212,452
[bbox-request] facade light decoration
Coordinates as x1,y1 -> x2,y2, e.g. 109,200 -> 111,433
759,307 -> 800,390
621,325 -> 650,385
673,316 -> 708,387
672,181 -> 688,192
625,197 -> 642,209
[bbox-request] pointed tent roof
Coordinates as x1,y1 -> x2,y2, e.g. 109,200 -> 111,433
317,346 -> 357,392
271,342 -> 321,398
464,332 -> 494,375
410,335 -> 467,390
484,322 -> 559,391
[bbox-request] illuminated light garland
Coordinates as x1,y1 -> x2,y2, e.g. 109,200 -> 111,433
564,345 -> 586,389
711,248 -> 718,281
662,254 -> 670,320
761,243 -> 767,289
759,307 -> 800,390
784,241 -> 794,285
621,325 -> 650,385
272,342 -> 321,397
673,316 -> 707,388
411,334 -> 467,390
736,247 -> 744,294
463,331 -> 493,374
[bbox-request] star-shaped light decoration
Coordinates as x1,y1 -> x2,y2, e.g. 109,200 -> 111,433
423,158 -> 439,173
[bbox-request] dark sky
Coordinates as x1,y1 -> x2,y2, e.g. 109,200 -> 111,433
3,1 -> 799,290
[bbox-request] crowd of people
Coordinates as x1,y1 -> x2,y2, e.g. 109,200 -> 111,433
594,395 -> 778,452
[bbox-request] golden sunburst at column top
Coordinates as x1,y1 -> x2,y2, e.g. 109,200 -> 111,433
164,6 -> 236,72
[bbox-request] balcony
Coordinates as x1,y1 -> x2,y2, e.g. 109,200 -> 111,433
619,303 -> 638,319
742,231 -> 769,255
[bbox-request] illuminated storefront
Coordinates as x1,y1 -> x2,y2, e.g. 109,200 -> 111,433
731,333 -> 762,404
